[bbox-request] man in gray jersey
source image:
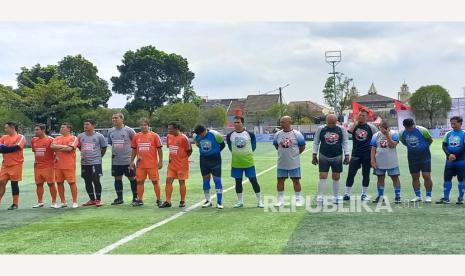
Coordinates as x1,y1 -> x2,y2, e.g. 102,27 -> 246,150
312,114 -> 349,204
78,119 -> 107,207
107,113 -> 137,205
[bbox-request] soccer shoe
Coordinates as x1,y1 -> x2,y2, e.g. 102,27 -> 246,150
257,201 -> 264,208
316,195 -> 324,205
332,196 -> 342,204
33,203 -> 44,208
456,198 -> 464,205
436,198 -> 450,204
217,204 -> 224,209
343,194 -> 350,201
95,200 -> 103,207
7,204 -> 18,210
410,196 -> 422,203
295,198 -> 303,207
50,203 -> 60,209
82,200 -> 96,206
111,198 -> 124,205
233,202 -> 244,208
156,199 -> 162,208
60,202 -> 68,208
394,197 -> 402,204
372,196 -> 384,203
361,194 -> 370,201
201,200 -> 212,208
425,196 -> 432,203
72,203 -> 79,208
132,199 -> 144,207
274,201 -> 284,207
159,201 -> 172,208
179,201 -> 186,208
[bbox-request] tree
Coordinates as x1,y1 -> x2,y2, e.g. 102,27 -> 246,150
16,76 -> 91,131
111,45 -> 195,118
168,85 -> 202,107
289,104 -> 313,125
57,55 -> 111,107
153,103 -> 200,131
266,103 -> 289,124
0,85 -> 32,130
16,64 -> 58,89
410,85 -> 452,128
322,73 -> 358,116
199,106 -> 227,128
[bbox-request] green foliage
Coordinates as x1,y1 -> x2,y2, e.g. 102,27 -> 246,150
288,104 -> 316,125
322,73 -> 358,116
57,55 -> 111,108
152,103 -> 200,131
410,85 -> 452,128
17,76 -> 91,131
16,64 -> 58,89
199,106 -> 227,128
111,45 -> 195,117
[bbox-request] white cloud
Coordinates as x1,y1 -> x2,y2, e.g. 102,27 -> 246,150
1,22 -> 465,107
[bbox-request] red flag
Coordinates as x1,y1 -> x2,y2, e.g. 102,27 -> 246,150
352,101 -> 374,120
395,100 -> 411,111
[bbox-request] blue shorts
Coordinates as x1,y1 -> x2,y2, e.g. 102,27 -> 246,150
231,166 -> 256,179
277,167 -> 301,179
374,167 -> 400,176
444,159 -> 465,182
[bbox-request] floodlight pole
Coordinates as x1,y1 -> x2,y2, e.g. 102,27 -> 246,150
278,83 -> 290,118
325,51 -> 342,114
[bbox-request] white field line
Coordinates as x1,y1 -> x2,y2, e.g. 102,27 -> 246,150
94,164 -> 278,255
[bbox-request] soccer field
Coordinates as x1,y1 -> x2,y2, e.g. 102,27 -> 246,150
0,138 -> 464,254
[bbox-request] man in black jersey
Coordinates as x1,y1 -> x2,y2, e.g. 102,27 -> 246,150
312,114 -> 350,204
343,109 -> 378,201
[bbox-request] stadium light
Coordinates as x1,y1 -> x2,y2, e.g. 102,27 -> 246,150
325,50 -> 342,104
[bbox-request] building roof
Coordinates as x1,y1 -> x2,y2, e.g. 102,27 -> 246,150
356,93 -> 397,103
288,100 -> 326,114
245,94 -> 280,113
200,98 -> 246,116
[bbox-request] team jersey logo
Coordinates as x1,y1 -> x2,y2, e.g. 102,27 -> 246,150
234,137 -> 247,149
280,137 -> 293,148
200,140 -> 212,152
355,129 -> 368,141
405,135 -> 420,148
324,132 -> 340,145
379,138 -> 388,148
449,135 -> 462,148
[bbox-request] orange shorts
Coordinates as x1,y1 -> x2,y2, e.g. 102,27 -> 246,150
136,168 -> 159,181
55,168 -> 76,183
34,167 -> 55,184
167,167 -> 189,180
0,164 -> 23,181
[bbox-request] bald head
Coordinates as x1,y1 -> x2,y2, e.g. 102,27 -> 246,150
280,116 -> 292,131
326,114 -> 338,127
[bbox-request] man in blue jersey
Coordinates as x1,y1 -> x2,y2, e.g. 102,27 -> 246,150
437,116 -> 465,204
399,119 -> 433,203
194,125 -> 226,209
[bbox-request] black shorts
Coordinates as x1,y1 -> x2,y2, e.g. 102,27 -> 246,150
408,160 -> 432,174
319,154 -> 343,173
111,165 -> 136,177
81,164 -> 103,179
200,155 -> 222,177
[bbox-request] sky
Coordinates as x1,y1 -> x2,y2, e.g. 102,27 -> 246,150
1,22 -> 465,108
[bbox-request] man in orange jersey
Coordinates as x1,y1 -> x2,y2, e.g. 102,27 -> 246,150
159,122 -> 192,208
51,123 -> 80,208
0,122 -> 26,210
31,123 -> 58,209
130,118 -> 163,207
